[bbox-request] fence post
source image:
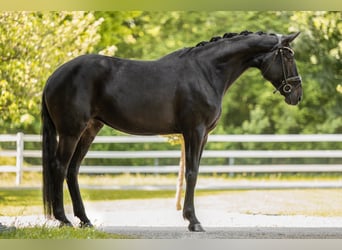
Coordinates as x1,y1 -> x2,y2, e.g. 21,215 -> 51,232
16,132 -> 24,185
228,157 -> 235,177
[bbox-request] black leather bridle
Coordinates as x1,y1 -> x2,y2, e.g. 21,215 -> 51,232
272,47 -> 302,94
262,42 -> 302,95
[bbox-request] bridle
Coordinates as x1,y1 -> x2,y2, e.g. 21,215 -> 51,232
262,41 -> 302,95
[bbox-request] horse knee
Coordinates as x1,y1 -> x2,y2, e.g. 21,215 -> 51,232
185,170 -> 198,186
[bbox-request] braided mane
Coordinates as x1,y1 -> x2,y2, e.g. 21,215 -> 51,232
195,30 -> 268,47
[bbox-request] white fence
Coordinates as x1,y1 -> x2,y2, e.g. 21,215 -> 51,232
0,133 -> 342,185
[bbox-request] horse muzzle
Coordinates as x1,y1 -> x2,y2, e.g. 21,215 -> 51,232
285,92 -> 302,105
274,75 -> 302,105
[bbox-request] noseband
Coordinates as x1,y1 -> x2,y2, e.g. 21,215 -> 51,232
272,47 -> 302,94
262,41 -> 302,95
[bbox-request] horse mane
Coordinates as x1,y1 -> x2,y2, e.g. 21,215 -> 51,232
195,30 -> 269,47
177,30 -> 272,57
175,31 -> 277,58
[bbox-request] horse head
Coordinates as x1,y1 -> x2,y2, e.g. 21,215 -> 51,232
260,32 -> 302,105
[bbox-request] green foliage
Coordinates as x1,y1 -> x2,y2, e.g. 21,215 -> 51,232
96,11 -> 293,60
0,11 -> 341,152
0,12 -> 103,133
214,11 -> 341,135
241,106 -> 271,134
94,11 -> 142,57
288,11 -> 342,133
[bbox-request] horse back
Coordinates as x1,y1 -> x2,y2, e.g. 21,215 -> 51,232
43,54 -> 220,135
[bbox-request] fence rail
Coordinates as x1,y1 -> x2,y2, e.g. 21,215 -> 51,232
0,133 -> 342,185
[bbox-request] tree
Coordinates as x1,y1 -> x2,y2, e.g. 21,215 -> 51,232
288,11 -> 342,133
0,12 -> 103,133
215,11 -> 342,135
1,11 -> 340,136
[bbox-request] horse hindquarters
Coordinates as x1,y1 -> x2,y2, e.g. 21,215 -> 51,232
42,91 -> 90,226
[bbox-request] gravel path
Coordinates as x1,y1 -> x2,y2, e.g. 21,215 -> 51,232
2,193 -> 342,238
103,226 -> 342,239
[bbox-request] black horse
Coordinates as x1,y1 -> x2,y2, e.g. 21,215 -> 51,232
42,31 -> 302,232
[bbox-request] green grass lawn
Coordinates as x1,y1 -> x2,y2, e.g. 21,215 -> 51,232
0,226 -> 125,239
0,187 -> 225,216
2,171 -> 342,187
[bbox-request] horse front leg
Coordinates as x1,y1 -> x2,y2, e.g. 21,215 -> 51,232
182,127 -> 208,232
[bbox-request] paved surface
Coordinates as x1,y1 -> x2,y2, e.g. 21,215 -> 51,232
103,226 -> 342,239
2,194 -> 342,238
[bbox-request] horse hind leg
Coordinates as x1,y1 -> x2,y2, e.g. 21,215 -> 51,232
66,120 -> 104,228
52,133 -> 84,226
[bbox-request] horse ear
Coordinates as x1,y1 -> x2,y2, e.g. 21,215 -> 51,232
281,32 -> 300,45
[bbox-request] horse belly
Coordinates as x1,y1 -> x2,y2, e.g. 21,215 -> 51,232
98,95 -> 178,135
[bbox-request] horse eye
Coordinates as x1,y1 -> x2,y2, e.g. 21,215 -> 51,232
285,52 -> 294,60
287,50 -> 295,57
283,47 -> 295,58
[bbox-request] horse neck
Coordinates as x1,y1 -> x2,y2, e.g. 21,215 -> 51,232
193,35 -> 278,95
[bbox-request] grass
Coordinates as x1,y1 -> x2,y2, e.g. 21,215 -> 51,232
2,171 -> 342,187
0,188 -> 225,216
0,226 -> 125,239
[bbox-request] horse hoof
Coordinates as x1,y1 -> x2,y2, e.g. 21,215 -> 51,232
59,221 -> 73,228
188,223 -> 205,232
79,221 -> 93,228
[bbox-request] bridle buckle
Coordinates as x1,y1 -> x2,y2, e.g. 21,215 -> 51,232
273,75 -> 302,94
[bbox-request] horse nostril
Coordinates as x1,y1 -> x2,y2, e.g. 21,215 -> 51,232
298,96 -> 302,102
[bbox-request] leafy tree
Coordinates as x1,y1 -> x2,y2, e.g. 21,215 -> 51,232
1,11 -> 340,137
0,11 -> 340,169
94,11 -> 142,57
0,11 -> 103,133
288,11 -> 342,133
210,11 -> 342,135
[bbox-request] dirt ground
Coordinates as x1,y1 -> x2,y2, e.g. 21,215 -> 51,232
2,189 -> 342,238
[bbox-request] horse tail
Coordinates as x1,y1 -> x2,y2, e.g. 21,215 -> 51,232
41,92 -> 57,218
175,140 -> 185,211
